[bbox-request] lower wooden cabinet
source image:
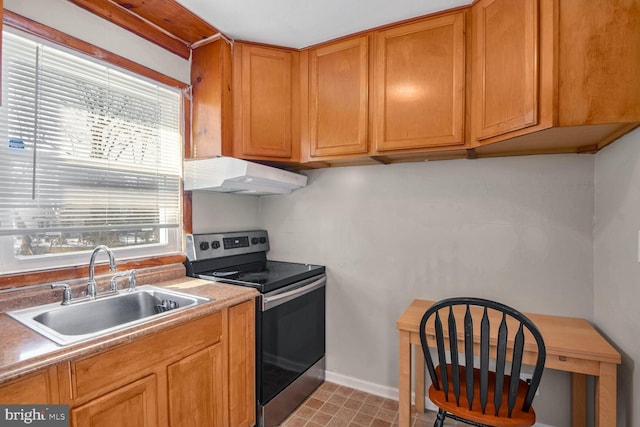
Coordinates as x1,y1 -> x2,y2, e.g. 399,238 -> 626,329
71,375 -> 159,427
0,299 -> 256,427
228,299 -> 256,427
0,364 -> 68,404
168,344 -> 225,427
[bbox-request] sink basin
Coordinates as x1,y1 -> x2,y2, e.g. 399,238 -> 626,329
7,285 -> 210,346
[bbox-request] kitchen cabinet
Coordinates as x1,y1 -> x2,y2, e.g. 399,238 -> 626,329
0,364 -> 68,404
69,311 -> 225,427
190,38 -> 233,159
71,375 -> 159,427
372,12 -> 466,153
306,35 -> 369,159
168,345 -> 225,427
233,43 -> 300,162
187,0 -> 638,167
228,300 -> 256,427
66,301 -> 255,427
471,0 -> 538,141
0,298 -> 257,427
470,0 -> 640,155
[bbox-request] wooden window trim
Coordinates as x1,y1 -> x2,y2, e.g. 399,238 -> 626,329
0,255 -> 187,290
0,12 -> 191,288
3,10 -> 188,90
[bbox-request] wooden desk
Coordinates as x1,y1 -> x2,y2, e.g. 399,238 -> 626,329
396,299 -> 621,427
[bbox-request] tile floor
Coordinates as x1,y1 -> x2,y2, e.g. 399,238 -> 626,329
280,382 -> 461,426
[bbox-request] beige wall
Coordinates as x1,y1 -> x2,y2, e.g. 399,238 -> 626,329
191,154 -> 597,426
258,154 -> 595,427
191,192 -> 260,233
594,127 -> 640,427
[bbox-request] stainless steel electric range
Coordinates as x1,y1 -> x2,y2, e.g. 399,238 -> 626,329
185,230 -> 326,427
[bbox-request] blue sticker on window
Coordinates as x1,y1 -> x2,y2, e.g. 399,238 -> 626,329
9,139 -> 25,149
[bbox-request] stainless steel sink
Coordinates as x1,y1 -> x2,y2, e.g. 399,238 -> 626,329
7,285 -> 210,346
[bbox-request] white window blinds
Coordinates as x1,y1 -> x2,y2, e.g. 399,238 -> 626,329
0,30 -> 182,258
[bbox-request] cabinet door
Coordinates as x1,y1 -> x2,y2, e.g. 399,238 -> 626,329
0,366 -> 63,404
228,300 -> 256,427
309,36 -> 369,158
472,0 -> 539,140
373,12 -> 465,151
237,45 -> 293,158
168,344 -> 225,427
71,375 -> 158,427
190,39 -> 232,159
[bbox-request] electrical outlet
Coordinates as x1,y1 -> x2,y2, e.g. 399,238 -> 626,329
519,373 -> 539,396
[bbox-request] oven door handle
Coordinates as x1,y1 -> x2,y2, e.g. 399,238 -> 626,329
262,275 -> 326,311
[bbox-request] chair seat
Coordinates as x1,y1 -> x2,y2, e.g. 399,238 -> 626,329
429,365 -> 536,427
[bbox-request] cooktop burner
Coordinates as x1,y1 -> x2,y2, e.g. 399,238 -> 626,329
198,260 -> 325,293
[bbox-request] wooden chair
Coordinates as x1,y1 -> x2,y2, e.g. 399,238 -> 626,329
419,297 -> 546,427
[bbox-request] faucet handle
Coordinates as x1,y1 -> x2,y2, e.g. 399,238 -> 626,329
51,283 -> 72,305
109,271 -> 128,293
128,270 -> 137,291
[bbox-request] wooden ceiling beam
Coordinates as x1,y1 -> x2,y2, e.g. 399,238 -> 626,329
67,0 -> 196,59
112,0 -> 220,45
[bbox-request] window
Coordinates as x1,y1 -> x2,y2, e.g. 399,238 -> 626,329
0,29 -> 183,274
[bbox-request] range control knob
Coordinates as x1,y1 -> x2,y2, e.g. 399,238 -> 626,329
251,237 -> 259,245
199,241 -> 210,251
211,240 -> 221,249
259,237 -> 267,244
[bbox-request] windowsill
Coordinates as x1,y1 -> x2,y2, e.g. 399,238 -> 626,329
0,253 -> 186,292
0,261 -> 187,313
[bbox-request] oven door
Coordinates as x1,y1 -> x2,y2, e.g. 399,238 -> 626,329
259,274 -> 326,405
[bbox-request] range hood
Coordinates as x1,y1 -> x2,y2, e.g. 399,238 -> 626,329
183,157 -> 307,196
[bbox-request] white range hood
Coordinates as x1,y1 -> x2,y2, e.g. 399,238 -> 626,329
183,157 -> 307,196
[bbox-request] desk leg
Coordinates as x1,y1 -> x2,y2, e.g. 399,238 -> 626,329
571,373 -> 587,427
415,345 -> 425,412
399,330 -> 412,427
595,363 -> 617,427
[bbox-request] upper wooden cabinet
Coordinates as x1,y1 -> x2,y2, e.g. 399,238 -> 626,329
188,0 -> 639,165
471,0 -> 640,154
471,0 -> 538,140
233,43 -> 300,161
307,35 -> 370,159
190,38 -> 233,159
372,12 -> 466,152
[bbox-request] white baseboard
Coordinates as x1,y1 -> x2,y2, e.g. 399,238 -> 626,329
324,370 -> 555,427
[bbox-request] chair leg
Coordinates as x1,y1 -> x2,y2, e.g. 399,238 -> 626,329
434,409 -> 446,427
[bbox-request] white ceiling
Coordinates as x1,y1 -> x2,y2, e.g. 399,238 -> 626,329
175,0 -> 472,49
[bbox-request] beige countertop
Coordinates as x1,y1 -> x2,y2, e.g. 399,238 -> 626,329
0,277 -> 258,384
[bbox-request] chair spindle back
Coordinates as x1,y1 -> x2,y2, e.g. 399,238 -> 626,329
419,297 -> 546,418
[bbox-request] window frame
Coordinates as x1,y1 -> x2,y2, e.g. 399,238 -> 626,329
0,11 -> 191,290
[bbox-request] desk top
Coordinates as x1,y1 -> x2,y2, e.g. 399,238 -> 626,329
397,299 -> 621,365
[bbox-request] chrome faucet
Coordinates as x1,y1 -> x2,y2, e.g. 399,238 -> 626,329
109,271 -> 128,293
128,269 -> 137,291
51,283 -> 72,305
88,245 -> 117,298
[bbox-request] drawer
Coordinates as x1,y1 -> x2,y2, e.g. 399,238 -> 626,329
72,311 -> 222,399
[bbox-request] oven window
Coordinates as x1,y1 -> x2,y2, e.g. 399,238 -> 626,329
261,286 -> 325,403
